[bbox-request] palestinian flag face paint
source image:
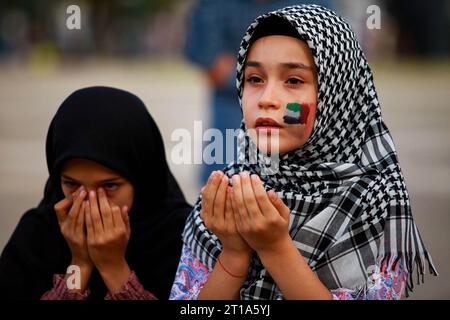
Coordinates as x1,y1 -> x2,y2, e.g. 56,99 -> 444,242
283,102 -> 310,125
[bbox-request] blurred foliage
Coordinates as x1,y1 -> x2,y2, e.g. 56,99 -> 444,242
0,0 -> 181,16
0,0 -> 184,57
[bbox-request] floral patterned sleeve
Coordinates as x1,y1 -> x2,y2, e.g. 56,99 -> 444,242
169,244 -> 407,300
169,244 -> 211,300
41,271 -> 157,300
331,263 -> 407,300
41,274 -> 90,300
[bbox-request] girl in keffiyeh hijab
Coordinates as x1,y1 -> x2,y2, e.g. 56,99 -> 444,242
170,5 -> 437,300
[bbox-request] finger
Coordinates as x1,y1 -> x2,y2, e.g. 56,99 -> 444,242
54,186 -> 84,223
231,174 -> 250,223
200,172 -> 214,221
224,187 -> 233,220
67,187 -> 87,228
121,206 -> 131,236
240,172 -> 262,218
54,197 -> 73,224
111,205 -> 125,230
75,200 -> 86,234
224,187 -> 237,232
89,190 -> 104,235
213,175 -> 228,223
250,174 -> 274,217
229,186 -> 243,229
267,190 -> 290,221
203,171 -> 223,218
84,200 -> 94,242
97,188 -> 114,230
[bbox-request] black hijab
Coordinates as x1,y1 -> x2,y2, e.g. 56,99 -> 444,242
0,86 -> 191,300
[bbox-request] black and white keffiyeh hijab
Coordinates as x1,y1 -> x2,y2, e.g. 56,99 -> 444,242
183,5 -> 437,299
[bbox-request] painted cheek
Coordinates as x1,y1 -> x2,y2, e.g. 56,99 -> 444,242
299,103 -> 310,124
283,102 -> 311,125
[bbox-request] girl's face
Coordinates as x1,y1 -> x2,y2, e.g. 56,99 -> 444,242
242,35 -> 318,154
60,158 -> 134,210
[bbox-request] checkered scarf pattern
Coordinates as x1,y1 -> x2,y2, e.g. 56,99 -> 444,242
182,5 -> 437,299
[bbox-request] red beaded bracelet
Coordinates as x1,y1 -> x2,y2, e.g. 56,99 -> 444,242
217,256 -> 247,278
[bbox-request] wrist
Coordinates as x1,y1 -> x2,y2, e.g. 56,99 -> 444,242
257,235 -> 294,259
97,258 -> 129,276
70,257 -> 93,272
218,250 -> 252,277
67,258 -> 93,293
98,260 -> 132,294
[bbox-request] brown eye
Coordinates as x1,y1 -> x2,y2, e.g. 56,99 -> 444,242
246,76 -> 263,84
62,181 -> 79,189
103,183 -> 119,191
286,77 -> 304,85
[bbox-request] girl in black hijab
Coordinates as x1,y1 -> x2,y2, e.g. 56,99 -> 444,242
0,86 -> 191,300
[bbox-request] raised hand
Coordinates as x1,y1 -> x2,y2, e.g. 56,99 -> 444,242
197,171 -> 253,299
54,186 -> 92,291
54,186 -> 91,266
200,171 -> 252,257
230,172 -> 291,254
84,188 -> 131,293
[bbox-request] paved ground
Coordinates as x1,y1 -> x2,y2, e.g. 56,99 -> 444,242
0,58 -> 449,299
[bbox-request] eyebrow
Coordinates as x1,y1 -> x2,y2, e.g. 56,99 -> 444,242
245,60 -> 313,71
61,174 -> 122,184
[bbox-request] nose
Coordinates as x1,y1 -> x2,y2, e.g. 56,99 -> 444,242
258,81 -> 281,110
80,185 -> 97,197
85,187 -> 95,194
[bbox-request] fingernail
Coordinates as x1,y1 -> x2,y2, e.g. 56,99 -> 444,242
97,187 -> 103,194
232,175 -> 239,182
268,190 -> 276,199
79,189 -> 86,197
72,189 -> 80,198
90,190 -> 95,198
240,171 -> 248,178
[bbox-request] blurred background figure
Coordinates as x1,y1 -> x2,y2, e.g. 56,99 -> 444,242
0,0 -> 449,299
385,0 -> 450,57
339,0 -> 450,59
183,0 -> 333,185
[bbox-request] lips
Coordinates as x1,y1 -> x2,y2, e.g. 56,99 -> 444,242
255,117 -> 282,128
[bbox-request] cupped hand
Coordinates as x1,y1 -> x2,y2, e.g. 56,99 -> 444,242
200,171 -> 252,258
